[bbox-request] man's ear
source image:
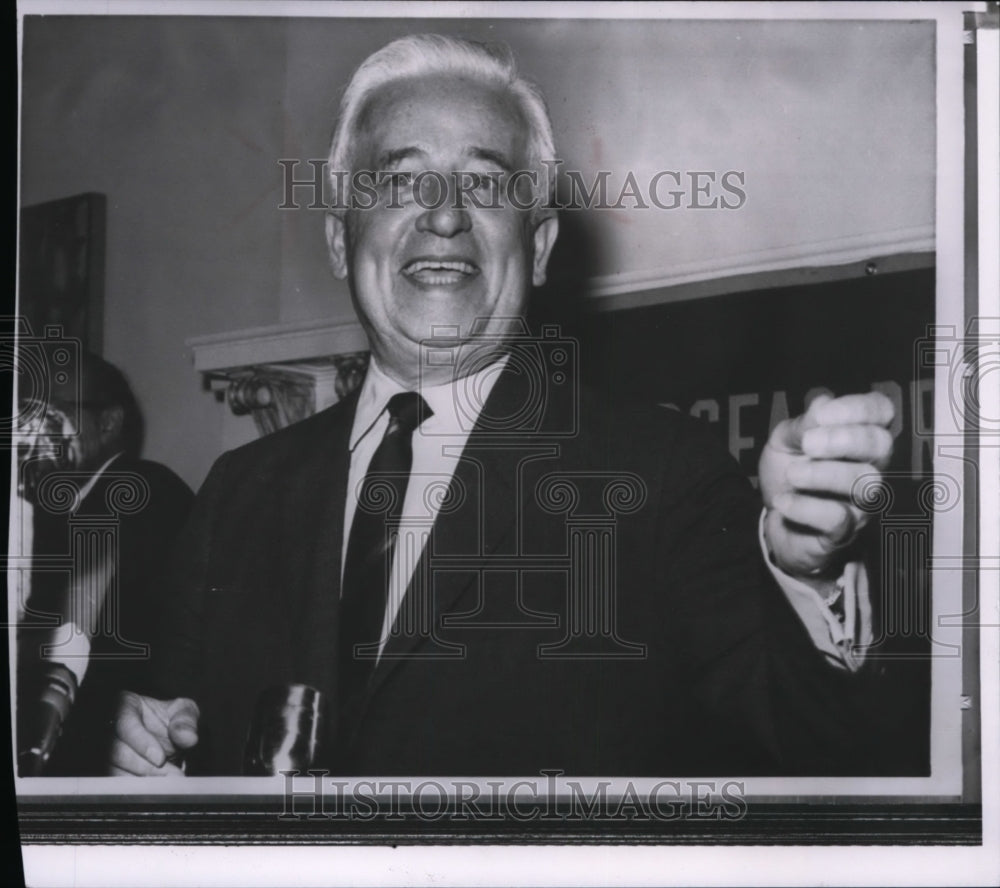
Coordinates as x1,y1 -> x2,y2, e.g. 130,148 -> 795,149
98,405 -> 124,447
325,211 -> 349,280
531,214 -> 559,287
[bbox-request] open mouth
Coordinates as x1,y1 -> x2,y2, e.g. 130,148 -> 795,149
401,258 -> 480,287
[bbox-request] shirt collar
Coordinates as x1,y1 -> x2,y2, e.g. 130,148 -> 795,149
75,451 -> 124,507
349,353 -> 509,452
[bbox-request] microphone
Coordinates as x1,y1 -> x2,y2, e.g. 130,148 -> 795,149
17,662 -> 78,777
243,684 -> 325,775
17,493 -> 116,776
16,566 -> 107,776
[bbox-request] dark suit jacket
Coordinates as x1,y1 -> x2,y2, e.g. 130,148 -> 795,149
153,365 -> 927,776
18,456 -> 194,775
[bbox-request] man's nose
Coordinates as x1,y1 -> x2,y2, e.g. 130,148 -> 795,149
415,203 -> 472,237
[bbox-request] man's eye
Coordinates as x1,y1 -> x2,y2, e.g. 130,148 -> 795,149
474,173 -> 501,194
378,172 -> 414,194
454,173 -> 503,206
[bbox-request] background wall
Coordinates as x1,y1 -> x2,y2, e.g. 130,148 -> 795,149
19,15 -> 935,491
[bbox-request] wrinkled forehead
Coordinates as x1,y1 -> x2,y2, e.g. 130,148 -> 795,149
351,72 -> 532,169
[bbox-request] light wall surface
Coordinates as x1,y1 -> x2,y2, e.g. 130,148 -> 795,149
19,15 -> 935,490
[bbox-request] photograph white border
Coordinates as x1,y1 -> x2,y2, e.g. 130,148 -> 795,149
12,0 -> 999,884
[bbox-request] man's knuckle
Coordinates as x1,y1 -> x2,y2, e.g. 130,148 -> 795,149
834,508 -> 855,542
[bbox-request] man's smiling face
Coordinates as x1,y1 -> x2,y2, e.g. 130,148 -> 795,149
327,73 -> 558,386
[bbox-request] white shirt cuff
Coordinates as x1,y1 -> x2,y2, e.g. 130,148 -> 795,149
758,510 -> 873,672
42,622 -> 92,686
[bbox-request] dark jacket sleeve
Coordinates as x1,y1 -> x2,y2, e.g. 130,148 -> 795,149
650,410 -> 928,776
150,451 -> 233,702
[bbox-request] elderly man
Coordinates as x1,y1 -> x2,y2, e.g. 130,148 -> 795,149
111,35 -> 908,777
16,351 -> 193,775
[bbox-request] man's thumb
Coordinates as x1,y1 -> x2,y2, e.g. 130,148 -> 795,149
167,699 -> 200,748
771,394 -> 830,453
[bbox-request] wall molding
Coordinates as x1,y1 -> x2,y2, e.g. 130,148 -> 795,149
187,317 -> 368,373
586,250 -> 936,313
583,226 -> 935,309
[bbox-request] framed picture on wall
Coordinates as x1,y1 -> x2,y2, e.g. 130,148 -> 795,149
19,192 -> 106,354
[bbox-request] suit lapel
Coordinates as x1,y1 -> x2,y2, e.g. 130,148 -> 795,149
285,391 -> 358,702
368,362 -> 560,694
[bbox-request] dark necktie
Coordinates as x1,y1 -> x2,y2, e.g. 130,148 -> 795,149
338,391 -> 431,711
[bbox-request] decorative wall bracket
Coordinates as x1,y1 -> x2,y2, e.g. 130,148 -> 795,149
212,355 -> 369,437
187,319 -> 370,437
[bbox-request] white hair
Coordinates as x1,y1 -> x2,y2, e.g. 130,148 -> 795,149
326,33 -> 557,208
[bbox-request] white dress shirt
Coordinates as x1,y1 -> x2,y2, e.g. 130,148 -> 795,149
47,451 -> 125,685
345,357 -> 871,669
344,356 -> 509,656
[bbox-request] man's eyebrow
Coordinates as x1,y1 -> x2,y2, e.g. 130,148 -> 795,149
378,146 -> 427,168
376,145 -> 515,171
468,147 -> 515,172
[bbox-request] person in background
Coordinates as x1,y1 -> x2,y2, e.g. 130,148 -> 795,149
16,350 -> 193,775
